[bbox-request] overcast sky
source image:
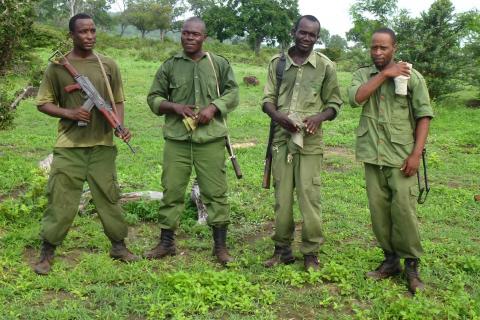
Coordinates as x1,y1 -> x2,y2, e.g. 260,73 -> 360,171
303,0 -> 479,37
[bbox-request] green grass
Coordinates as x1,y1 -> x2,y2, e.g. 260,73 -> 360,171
0,47 -> 479,319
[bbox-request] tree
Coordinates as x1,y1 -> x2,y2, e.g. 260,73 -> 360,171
237,0 -> 299,55
347,0 -> 397,48
458,10 -> 480,97
202,1 -> 240,43
394,0 -> 466,98
322,34 -> 348,61
1,0 -> 36,75
35,0 -> 114,29
124,0 -> 156,38
124,0 -> 173,39
318,28 -> 330,47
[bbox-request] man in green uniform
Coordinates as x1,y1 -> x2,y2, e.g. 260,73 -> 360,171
262,15 -> 342,271
34,13 -> 138,275
146,17 -> 239,265
348,28 -> 433,294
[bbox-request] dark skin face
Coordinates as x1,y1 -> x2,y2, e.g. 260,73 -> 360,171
291,18 -> 320,58
370,32 -> 396,70
181,20 -> 207,60
69,18 -> 96,57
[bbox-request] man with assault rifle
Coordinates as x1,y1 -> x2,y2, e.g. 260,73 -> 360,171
34,13 -> 138,275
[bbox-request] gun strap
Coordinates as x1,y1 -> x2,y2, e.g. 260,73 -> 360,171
275,53 -> 286,105
205,52 -> 235,155
94,52 -> 118,115
406,87 -> 429,203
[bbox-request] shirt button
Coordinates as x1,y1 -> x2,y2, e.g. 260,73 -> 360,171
380,95 -> 385,100
379,139 -> 383,144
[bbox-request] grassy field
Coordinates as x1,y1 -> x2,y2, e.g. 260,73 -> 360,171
0,47 -> 479,319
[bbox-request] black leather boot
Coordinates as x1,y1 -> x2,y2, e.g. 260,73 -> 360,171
405,258 -> 425,294
34,241 -> 56,275
110,239 -> 139,262
144,229 -> 176,259
264,245 -> 295,268
366,250 -> 402,280
212,226 -> 233,265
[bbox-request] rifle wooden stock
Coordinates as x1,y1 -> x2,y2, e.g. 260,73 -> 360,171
262,153 -> 272,189
225,137 -> 242,179
262,53 -> 285,189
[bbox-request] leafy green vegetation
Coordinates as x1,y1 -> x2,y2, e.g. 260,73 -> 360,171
0,45 -> 479,319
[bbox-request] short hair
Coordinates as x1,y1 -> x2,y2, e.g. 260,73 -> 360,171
373,27 -> 397,45
69,13 -> 93,32
183,16 -> 207,34
294,15 -> 321,34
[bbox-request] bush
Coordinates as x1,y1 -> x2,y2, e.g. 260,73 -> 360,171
0,90 -> 15,130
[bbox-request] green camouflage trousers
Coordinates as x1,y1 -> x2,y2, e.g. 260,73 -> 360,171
364,163 -> 423,258
157,138 -> 229,230
41,146 -> 128,245
271,143 -> 324,255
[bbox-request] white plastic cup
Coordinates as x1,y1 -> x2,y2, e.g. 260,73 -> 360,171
394,63 -> 412,95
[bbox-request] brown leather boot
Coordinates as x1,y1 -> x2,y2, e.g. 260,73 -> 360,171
212,226 -> 233,265
405,258 -> 425,294
144,229 -> 176,259
33,241 -> 56,275
110,240 -> 139,262
366,251 -> 402,280
304,255 -> 320,271
264,245 -> 295,268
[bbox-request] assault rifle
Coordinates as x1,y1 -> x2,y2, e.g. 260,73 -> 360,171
225,135 -> 242,179
407,89 -> 430,204
49,50 -> 135,154
262,53 -> 286,189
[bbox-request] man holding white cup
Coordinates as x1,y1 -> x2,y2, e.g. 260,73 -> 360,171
348,28 -> 434,294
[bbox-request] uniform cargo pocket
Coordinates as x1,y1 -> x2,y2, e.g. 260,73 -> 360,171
390,134 -> 414,145
107,174 -> 121,204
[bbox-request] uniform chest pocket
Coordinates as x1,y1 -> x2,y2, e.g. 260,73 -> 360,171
169,77 -> 188,100
392,95 -> 410,121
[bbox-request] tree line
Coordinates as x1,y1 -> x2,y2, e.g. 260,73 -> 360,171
0,0 -> 479,130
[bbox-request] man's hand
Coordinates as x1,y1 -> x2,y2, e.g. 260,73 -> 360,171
197,104 -> 218,124
303,114 -> 324,135
173,104 -> 197,118
115,127 -> 132,143
400,153 -> 421,177
66,108 -> 91,122
273,112 -> 300,133
381,62 -> 411,78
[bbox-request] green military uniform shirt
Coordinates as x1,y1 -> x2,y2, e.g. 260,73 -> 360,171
147,52 -> 239,143
348,65 -> 434,167
36,53 -> 125,148
262,50 -> 343,155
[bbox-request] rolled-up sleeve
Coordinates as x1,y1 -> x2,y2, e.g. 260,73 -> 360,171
211,61 -> 239,115
262,59 -> 277,106
147,62 -> 170,115
321,63 -> 343,116
411,71 -> 434,119
348,70 -> 367,108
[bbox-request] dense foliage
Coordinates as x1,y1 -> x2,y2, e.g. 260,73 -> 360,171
346,0 -> 480,99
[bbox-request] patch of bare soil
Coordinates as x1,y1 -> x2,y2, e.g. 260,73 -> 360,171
241,220 -> 274,244
23,246 -> 96,268
0,185 -> 27,202
323,146 -> 356,172
466,99 -> 480,108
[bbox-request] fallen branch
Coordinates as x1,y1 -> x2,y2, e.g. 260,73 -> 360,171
10,86 -> 37,109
